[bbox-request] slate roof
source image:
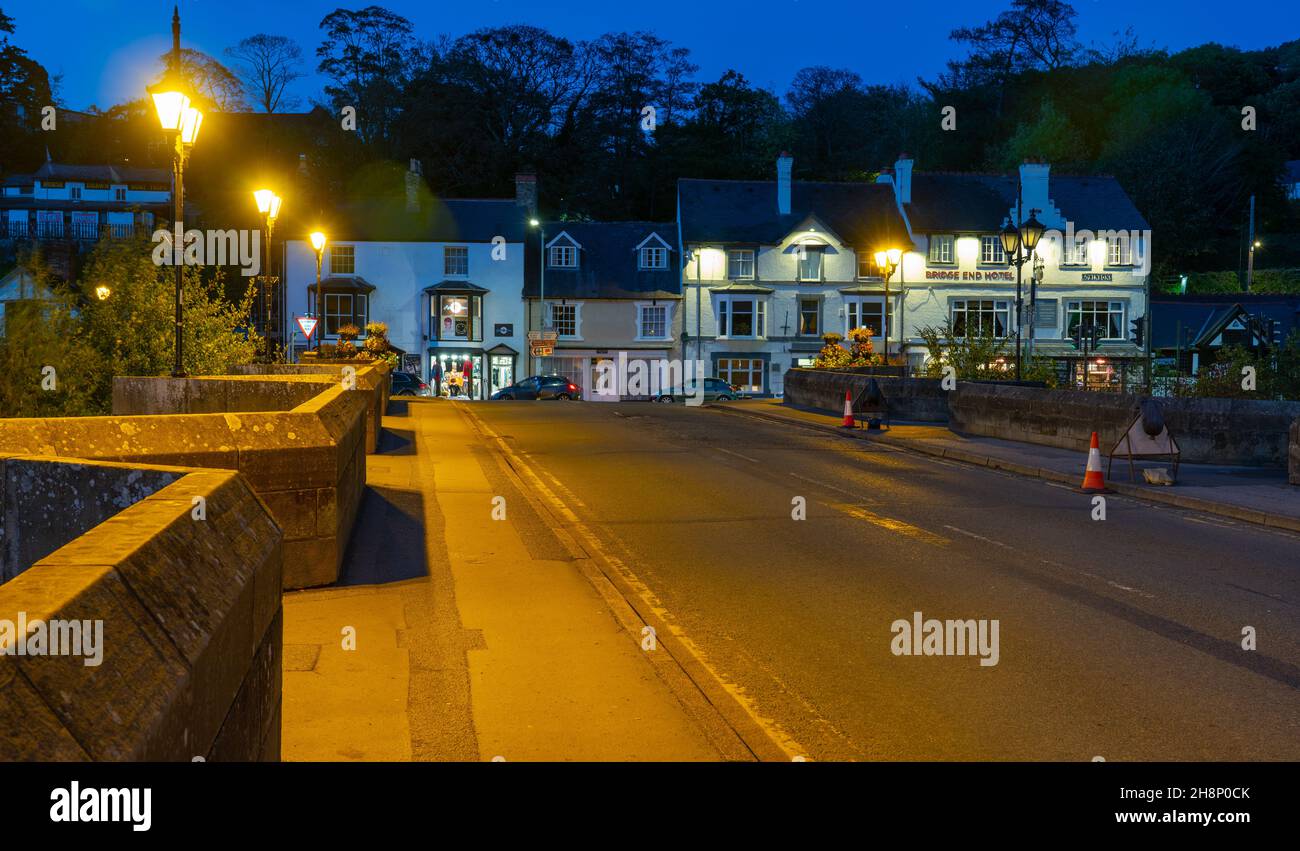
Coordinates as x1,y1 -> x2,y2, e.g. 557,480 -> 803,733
280,197 -> 529,244
905,173 -> 1149,233
525,221 -> 679,299
678,179 -> 911,248
3,162 -> 169,186
1149,294 -> 1300,350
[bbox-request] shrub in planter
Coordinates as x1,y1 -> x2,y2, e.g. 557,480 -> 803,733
318,343 -> 338,359
337,324 -> 361,343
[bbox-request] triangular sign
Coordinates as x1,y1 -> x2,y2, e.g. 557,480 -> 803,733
296,316 -> 319,339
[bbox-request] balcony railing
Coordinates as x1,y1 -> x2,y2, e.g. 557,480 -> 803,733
5,220 -> 136,240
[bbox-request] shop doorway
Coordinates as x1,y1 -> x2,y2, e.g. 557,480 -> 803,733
434,352 -> 484,399
489,355 -> 514,396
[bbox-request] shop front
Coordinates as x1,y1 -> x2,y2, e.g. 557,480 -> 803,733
537,349 -> 673,401
431,350 -> 484,399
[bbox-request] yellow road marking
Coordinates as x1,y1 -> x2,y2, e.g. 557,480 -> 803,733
831,503 -> 951,547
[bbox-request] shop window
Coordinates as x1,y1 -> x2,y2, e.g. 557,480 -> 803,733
436,294 -> 482,341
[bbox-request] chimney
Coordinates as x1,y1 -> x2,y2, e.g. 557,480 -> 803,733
1019,158 -> 1050,220
515,170 -> 538,215
405,158 -> 423,213
776,152 -> 793,216
894,153 -> 913,205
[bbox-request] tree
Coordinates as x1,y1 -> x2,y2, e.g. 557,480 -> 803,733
75,239 -> 260,388
155,48 -> 246,111
316,5 -> 416,148
225,34 -> 305,113
941,0 -> 1080,103
916,321 -> 1009,380
998,97 -> 1090,167
0,6 -> 54,172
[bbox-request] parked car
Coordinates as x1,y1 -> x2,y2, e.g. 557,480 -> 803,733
391,371 -> 432,397
654,377 -> 744,403
491,375 -> 580,400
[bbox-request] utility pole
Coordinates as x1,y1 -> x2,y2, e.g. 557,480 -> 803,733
1245,194 -> 1256,291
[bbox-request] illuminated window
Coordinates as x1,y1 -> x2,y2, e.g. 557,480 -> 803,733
980,236 -> 1006,265
844,297 -> 885,337
928,235 -> 954,264
715,358 -> 764,393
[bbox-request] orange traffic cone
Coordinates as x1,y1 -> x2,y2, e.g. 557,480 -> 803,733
1080,431 -> 1109,492
841,390 -> 855,428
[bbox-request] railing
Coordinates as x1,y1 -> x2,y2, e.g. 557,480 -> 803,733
4,219 -> 136,241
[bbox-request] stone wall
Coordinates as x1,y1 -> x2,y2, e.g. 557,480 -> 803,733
949,384 -> 1300,467
782,367 -> 1300,468
1,458 -> 182,583
0,462 -> 282,760
112,375 -> 333,416
782,368 -> 949,422
0,381 -> 370,589
230,362 -> 391,454
1291,418 -> 1299,485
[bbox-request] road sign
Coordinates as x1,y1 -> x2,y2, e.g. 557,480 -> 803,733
529,342 -> 554,357
296,316 -> 319,340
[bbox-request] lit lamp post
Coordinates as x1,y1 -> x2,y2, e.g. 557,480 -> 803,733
873,248 -> 901,360
253,188 -> 283,350
999,211 -> 1045,380
529,217 -> 545,375
309,231 -> 327,350
150,7 -> 203,378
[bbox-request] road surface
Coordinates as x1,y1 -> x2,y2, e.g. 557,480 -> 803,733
464,400 -> 1300,761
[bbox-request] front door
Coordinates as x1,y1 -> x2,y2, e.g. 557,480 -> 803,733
490,355 -> 514,397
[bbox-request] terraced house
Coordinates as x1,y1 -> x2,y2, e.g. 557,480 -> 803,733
525,220 -> 681,401
677,155 -> 911,397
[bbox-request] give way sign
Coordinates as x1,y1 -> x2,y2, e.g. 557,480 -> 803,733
296,316 -> 319,340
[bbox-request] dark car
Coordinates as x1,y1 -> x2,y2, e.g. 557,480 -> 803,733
390,371 -> 432,397
654,377 -> 744,403
491,375 -> 580,401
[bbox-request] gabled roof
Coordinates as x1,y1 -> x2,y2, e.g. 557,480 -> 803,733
678,178 -> 911,248
423,280 -> 489,294
905,173 -> 1149,233
1149,294 -> 1300,350
526,221 -> 679,299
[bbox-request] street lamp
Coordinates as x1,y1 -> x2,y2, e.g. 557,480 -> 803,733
150,6 -> 203,378
95,285 -> 111,301
253,188 -> 283,352
1000,210 -> 1044,380
529,217 -> 545,376
874,248 -> 901,360
309,231 -> 327,350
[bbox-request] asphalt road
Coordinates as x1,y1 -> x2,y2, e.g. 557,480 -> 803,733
469,400 -> 1300,761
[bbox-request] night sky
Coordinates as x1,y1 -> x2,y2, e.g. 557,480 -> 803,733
7,0 -> 1299,111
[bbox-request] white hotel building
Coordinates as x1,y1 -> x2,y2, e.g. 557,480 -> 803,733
676,155 -> 1150,394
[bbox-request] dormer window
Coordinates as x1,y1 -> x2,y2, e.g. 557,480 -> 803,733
797,245 -> 823,282
70,186 -> 82,201
639,246 -> 667,269
114,187 -> 127,201
549,245 -> 577,268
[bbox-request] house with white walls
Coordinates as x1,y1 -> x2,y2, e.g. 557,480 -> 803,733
877,155 -> 1151,389
282,165 -> 533,398
677,155 -> 913,396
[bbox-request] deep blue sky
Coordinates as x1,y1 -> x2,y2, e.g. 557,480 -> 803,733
7,0 -> 1299,111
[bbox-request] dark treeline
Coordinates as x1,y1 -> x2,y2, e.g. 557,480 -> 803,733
3,1 -> 1299,279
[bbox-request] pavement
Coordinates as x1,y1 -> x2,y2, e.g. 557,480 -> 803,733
719,398 -> 1300,533
281,398 -> 731,762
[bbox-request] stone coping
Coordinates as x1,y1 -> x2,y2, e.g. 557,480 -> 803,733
0,459 -> 282,760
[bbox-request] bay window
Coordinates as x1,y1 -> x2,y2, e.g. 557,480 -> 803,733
951,299 -> 1011,338
1066,300 -> 1125,340
844,297 -> 885,337
717,296 -> 765,338
436,293 -> 482,341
